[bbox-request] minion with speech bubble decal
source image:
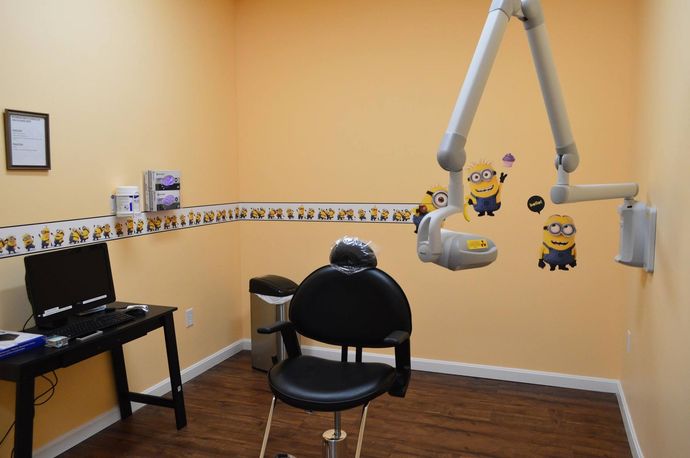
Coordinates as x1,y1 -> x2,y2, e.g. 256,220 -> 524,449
539,214 -> 577,271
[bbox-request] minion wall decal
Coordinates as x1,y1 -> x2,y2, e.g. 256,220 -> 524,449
318,208 -> 335,220
539,214 -> 577,271
6,236 -> 18,254
22,234 -> 35,251
39,227 -> 51,249
465,161 -> 507,219
52,229 -> 64,246
92,225 -> 103,240
413,185 -> 448,233
79,226 -> 90,242
394,209 -> 411,222
103,224 -> 112,238
69,228 -> 80,244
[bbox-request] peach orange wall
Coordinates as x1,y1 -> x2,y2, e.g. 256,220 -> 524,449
235,0 -> 638,377
623,0 -> 690,455
0,0 -> 239,452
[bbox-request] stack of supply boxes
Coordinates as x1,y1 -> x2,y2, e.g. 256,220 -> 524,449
144,170 -> 181,211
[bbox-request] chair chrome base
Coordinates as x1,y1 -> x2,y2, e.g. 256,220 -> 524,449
322,429 -> 348,457
260,398 -> 370,458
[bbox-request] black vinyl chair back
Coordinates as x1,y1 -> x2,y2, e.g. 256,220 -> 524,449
289,266 -> 412,348
258,264 -> 412,457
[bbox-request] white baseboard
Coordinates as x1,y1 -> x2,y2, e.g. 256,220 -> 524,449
301,345 -> 620,393
34,339 -> 641,458
615,381 -> 644,458
34,339 -> 250,458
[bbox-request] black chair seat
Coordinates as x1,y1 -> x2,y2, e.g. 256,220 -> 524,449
268,355 -> 396,412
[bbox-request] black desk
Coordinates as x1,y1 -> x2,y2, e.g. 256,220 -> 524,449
0,303 -> 187,457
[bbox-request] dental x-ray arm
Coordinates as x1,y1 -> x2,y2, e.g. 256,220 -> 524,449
417,0 -> 655,271
416,1 -> 512,269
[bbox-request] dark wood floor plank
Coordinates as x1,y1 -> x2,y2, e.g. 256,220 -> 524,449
59,351 -> 631,458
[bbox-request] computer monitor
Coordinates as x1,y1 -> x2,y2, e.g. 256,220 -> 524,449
24,243 -> 116,328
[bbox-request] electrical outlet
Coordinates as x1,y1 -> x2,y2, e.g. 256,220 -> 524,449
185,308 -> 194,327
626,329 -> 632,353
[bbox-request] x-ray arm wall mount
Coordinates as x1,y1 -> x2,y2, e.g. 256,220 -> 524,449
417,0 -> 656,272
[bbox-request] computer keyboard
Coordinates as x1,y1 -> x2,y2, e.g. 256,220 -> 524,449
44,312 -> 134,339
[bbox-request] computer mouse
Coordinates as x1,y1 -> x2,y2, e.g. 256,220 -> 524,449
124,304 -> 148,317
125,308 -> 146,317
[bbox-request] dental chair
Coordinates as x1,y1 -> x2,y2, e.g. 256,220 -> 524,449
258,238 -> 412,458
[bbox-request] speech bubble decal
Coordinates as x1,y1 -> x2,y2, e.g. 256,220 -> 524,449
527,195 -> 545,214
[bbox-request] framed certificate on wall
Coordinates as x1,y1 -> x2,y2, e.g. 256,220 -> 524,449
4,109 -> 51,170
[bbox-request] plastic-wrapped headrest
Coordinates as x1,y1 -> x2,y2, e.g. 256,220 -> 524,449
329,236 -> 377,274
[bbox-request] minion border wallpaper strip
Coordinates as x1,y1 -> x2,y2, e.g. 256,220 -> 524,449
0,202 -> 417,260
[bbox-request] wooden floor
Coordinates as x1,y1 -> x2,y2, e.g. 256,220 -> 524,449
60,351 -> 631,457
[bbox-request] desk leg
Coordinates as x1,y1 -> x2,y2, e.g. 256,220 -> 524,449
111,345 -> 133,420
163,313 -> 187,429
14,372 -> 35,457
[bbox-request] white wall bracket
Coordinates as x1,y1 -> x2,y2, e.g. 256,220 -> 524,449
615,200 -> 657,273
